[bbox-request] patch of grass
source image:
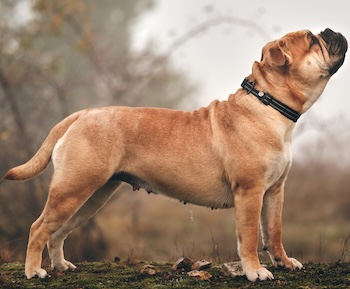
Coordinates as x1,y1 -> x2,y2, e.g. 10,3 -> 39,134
0,261 -> 350,289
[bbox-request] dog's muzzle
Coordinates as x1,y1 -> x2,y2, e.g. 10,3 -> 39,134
320,28 -> 348,75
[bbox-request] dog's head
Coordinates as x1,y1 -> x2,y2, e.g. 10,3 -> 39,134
258,29 -> 347,112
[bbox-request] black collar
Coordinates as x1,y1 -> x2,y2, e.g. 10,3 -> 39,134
241,78 -> 301,122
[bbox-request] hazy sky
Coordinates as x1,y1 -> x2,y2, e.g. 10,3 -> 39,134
133,0 -> 350,122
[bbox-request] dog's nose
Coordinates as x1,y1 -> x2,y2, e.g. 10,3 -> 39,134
323,28 -> 335,36
320,28 -> 337,44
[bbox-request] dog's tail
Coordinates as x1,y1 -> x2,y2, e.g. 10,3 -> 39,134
2,110 -> 83,181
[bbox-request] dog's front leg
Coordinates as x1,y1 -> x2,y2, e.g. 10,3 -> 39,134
234,187 -> 274,282
260,181 -> 303,270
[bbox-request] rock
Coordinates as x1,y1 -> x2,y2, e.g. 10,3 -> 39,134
222,261 -> 245,277
187,270 -> 212,280
172,257 -> 194,271
191,259 -> 212,271
140,264 -> 157,276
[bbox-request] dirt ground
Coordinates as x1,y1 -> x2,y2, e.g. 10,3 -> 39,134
1,260 -> 350,289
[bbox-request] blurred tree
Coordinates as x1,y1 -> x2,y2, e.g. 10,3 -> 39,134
0,0 -> 196,261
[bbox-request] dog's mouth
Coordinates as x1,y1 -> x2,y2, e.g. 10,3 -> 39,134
320,28 -> 348,75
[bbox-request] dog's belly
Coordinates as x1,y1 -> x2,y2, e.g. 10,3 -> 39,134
110,171 -> 234,209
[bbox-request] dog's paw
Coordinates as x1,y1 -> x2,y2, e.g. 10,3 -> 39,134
288,258 -> 303,270
285,257 -> 303,270
52,259 -> 77,271
245,266 -> 274,282
276,257 -> 303,270
25,267 -> 49,279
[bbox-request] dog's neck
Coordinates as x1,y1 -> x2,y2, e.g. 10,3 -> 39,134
248,61 -> 306,113
240,78 -> 301,122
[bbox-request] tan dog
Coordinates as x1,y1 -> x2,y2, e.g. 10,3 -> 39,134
2,28 -> 347,281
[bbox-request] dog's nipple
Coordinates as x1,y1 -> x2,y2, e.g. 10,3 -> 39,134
132,184 -> 141,191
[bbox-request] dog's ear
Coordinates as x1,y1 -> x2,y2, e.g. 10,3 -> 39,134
264,40 -> 288,66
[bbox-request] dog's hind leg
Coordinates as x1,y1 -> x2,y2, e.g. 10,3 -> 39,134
47,181 -> 121,272
24,173 -> 111,279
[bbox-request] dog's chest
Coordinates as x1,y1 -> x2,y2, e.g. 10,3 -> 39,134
265,141 -> 292,188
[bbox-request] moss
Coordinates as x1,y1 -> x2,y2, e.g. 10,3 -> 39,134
0,261 -> 349,289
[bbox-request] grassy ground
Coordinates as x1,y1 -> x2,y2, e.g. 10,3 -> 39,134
1,261 -> 350,289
